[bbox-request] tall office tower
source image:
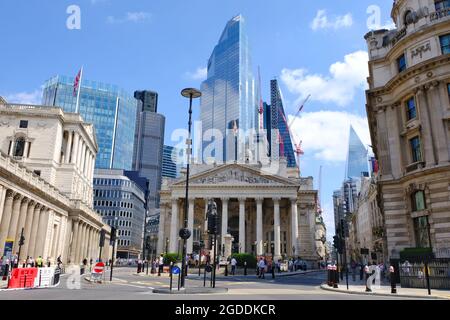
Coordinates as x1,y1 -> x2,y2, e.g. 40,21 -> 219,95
42,75 -> 137,170
162,145 -> 181,179
262,79 -> 297,168
132,90 -> 165,217
93,170 -> 147,259
346,125 -> 369,179
200,15 -> 257,164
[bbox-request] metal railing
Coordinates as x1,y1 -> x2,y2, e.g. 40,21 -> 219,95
399,261 -> 450,289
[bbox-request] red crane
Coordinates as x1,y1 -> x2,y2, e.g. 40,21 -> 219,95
277,94 -> 311,177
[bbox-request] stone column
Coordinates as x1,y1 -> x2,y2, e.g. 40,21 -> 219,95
71,133 -> 79,165
88,227 -> 94,259
28,204 -> 42,258
291,198 -> 299,256
14,197 -> 30,253
256,198 -> 263,256
70,219 -> 80,264
427,82 -> 449,163
169,199 -> 178,253
416,88 -> 436,166
0,190 -> 15,255
239,198 -> 246,253
22,201 -> 36,258
51,221 -> 60,259
77,140 -> 84,169
0,185 -> 7,228
34,208 -> 50,258
23,141 -> 30,159
157,204 -> 166,254
78,223 -> 87,262
273,197 -> 281,258
221,198 -> 229,249
66,131 -> 73,164
187,198 -> 195,254
7,194 -> 24,247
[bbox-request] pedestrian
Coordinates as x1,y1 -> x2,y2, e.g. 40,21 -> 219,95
36,256 -> 43,268
57,255 -> 62,268
158,254 -> 164,275
231,257 -> 237,275
257,257 -> 266,279
351,260 -> 357,282
46,257 -> 51,267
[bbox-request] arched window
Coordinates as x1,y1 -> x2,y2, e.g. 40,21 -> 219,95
14,137 -> 26,157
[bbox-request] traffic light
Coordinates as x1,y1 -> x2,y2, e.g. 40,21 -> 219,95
207,200 -> 218,235
110,227 -> 117,245
99,229 -> 106,248
333,235 -> 339,249
19,235 -> 25,246
207,213 -> 218,235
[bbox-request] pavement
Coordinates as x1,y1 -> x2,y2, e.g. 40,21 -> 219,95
320,278 -> 450,300
0,267 -> 429,300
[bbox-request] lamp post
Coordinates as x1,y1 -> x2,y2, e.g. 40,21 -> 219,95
180,88 -> 202,289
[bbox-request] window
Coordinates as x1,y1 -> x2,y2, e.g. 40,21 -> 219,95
435,0 -> 450,11
14,138 -> 26,157
413,216 -> 431,248
410,136 -> 422,163
440,34 -> 450,54
447,83 -> 450,100
406,97 -> 417,120
397,54 -> 407,73
33,170 -> 41,177
19,120 -> 28,129
412,191 -> 426,212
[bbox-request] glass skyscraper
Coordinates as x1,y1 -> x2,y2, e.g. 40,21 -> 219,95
42,75 -> 137,170
263,79 -> 297,168
132,90 -> 165,215
162,145 -> 181,179
346,125 -> 369,179
200,15 -> 257,163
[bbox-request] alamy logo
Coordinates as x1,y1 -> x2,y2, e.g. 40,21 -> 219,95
66,5 -> 81,30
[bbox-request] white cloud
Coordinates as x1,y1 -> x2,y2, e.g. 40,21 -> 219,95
4,90 -> 42,105
287,111 -> 370,162
281,50 -> 369,107
107,12 -> 151,24
185,67 -> 207,81
311,10 -> 353,31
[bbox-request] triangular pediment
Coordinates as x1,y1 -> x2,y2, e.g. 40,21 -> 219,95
173,164 -> 298,187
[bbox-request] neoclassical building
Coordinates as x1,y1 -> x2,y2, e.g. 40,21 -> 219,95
157,161 -> 323,264
365,0 -> 450,259
0,100 -> 112,264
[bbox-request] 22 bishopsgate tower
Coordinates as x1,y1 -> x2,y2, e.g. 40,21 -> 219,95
200,15 -> 258,164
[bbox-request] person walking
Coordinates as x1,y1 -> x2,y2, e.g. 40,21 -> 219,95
36,256 -> 43,268
257,257 -> 266,279
158,254 -> 164,276
230,257 -> 237,275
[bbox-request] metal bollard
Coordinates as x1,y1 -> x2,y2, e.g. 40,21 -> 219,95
390,266 -> 397,294
224,264 -> 228,277
333,265 -> 338,288
244,262 -> 247,276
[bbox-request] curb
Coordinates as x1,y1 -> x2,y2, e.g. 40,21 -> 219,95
319,284 -> 449,300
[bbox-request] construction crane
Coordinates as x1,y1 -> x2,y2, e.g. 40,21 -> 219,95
277,94 -> 311,177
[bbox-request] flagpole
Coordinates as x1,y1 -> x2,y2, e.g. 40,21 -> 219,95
75,66 -> 84,114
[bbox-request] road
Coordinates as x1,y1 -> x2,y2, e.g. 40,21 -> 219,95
0,268 -> 423,300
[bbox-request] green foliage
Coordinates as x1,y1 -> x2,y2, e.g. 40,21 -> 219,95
231,253 -> 257,268
163,253 -> 181,265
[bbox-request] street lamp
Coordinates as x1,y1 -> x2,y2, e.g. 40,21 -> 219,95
179,87 -> 201,289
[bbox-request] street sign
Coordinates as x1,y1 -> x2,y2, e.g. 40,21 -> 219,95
93,262 -> 105,274
172,266 -> 181,275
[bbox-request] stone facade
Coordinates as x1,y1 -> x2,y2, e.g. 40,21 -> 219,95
157,162 -> 323,265
0,100 -> 112,264
365,0 -> 450,259
348,176 -> 387,264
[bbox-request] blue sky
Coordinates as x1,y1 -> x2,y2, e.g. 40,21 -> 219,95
0,0 -> 395,240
